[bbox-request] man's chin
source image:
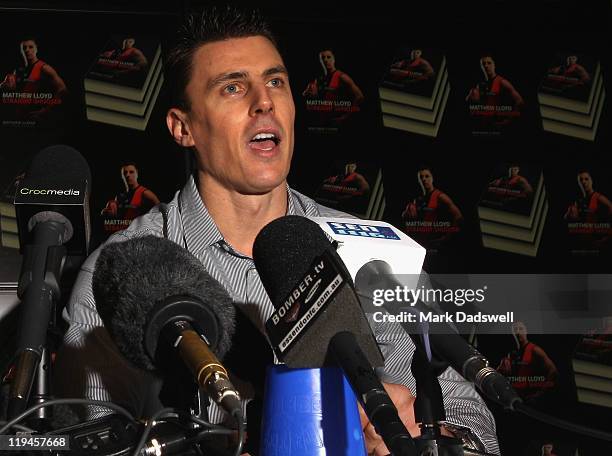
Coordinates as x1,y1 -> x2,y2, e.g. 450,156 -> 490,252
239,182 -> 286,196
236,176 -> 288,196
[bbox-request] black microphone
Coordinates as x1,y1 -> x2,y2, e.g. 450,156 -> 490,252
8,145 -> 92,419
92,235 -> 242,419
253,215 -> 417,456
14,144 -> 91,257
355,260 -> 522,410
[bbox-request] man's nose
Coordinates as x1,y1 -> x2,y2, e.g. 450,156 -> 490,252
250,85 -> 274,116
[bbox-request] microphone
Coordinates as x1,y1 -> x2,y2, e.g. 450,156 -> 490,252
308,215 -> 521,409
92,235 -> 242,419
8,145 -> 92,419
253,215 -> 417,456
355,260 -> 522,410
14,144 -> 91,257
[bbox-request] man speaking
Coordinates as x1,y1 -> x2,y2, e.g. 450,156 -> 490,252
55,6 -> 499,455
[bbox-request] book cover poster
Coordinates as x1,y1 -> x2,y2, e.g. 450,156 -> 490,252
86,34 -> 158,89
479,163 -> 540,216
496,321 -> 558,401
563,169 -> 612,256
313,159 -> 381,219
399,165 -> 463,252
465,53 -> 525,137
0,36 -> 68,128
300,48 -> 365,134
380,47 -> 444,100
573,326 -> 612,371
98,161 -> 161,240
539,52 -> 597,103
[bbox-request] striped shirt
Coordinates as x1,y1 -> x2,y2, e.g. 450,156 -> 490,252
56,176 -> 499,454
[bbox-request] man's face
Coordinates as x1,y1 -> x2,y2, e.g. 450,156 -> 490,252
124,38 -> 135,49
20,40 -> 38,62
480,56 -> 496,77
319,50 -> 335,71
578,172 -> 593,192
183,36 -> 294,195
122,165 -> 138,187
345,163 -> 357,174
567,55 -> 577,65
419,169 -> 433,190
411,49 -> 422,60
542,444 -> 553,455
510,166 -> 520,177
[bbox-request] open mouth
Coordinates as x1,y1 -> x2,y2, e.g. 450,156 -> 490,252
250,132 -> 280,146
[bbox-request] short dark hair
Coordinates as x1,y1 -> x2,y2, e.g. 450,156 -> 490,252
165,5 -> 277,111
20,37 -> 38,46
121,161 -> 138,170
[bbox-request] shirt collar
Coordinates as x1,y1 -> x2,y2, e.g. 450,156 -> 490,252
179,176 -> 224,258
178,176 -> 309,257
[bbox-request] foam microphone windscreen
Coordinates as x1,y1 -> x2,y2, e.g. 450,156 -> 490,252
92,236 -> 235,372
253,215 -> 383,368
253,215 -> 342,306
22,144 -> 92,192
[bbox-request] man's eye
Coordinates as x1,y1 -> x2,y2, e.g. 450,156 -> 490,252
268,78 -> 283,88
224,84 -> 240,94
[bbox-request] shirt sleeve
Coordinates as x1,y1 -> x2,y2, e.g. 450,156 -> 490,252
306,197 -> 499,452
371,309 -> 500,455
54,238 -> 163,420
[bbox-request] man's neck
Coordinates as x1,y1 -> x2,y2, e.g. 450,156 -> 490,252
197,173 -> 288,258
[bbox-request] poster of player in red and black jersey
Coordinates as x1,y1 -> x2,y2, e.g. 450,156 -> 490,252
301,48 -> 364,133
564,169 -> 612,256
0,36 -> 67,127
496,321 -> 558,401
465,54 -> 524,137
380,47 -> 445,99
99,161 -> 160,239
479,162 -> 542,218
401,164 -> 463,252
313,159 -> 384,219
86,34 -> 157,89
540,52 -> 596,101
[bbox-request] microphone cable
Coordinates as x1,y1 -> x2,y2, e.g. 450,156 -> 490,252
514,401 -> 612,443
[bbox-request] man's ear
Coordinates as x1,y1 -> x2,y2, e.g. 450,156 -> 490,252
166,108 -> 195,147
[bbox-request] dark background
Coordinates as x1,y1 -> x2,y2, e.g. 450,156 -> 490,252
0,1 -> 610,454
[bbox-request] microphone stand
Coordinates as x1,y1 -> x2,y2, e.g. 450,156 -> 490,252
7,221 -> 67,422
410,333 -> 464,456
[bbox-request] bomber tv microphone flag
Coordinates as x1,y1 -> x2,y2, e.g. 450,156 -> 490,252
8,145 -> 92,419
93,236 -> 241,419
253,215 -> 417,456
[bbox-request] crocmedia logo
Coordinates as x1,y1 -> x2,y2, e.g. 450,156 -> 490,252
19,188 -> 81,196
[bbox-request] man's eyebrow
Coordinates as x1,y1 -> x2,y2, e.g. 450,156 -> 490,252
208,65 -> 289,90
263,65 -> 289,77
208,71 -> 248,89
